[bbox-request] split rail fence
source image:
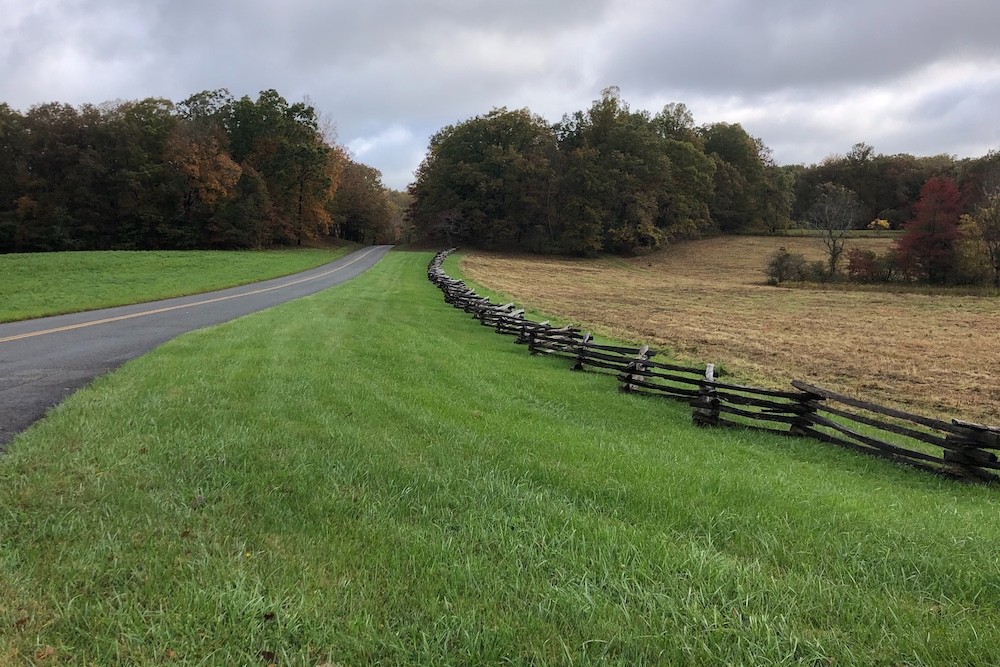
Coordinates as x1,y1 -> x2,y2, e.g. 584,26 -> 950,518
429,249 -> 1000,485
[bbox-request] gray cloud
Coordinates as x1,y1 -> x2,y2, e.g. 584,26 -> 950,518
603,0 -> 1000,94
1,0 -> 998,188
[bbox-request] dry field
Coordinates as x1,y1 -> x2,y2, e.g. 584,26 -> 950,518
460,236 -> 1000,425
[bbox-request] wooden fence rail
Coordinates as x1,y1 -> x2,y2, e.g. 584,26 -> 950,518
526,326 -> 585,356
428,249 -> 999,485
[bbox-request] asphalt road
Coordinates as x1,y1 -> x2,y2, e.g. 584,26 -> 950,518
0,245 -> 392,449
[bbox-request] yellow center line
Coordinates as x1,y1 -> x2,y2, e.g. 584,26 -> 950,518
0,247 -> 381,345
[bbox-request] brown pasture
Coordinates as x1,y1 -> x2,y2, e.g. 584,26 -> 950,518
460,236 -> 1000,425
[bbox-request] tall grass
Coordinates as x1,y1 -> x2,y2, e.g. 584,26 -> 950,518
1,251 -> 998,665
0,248 -> 350,323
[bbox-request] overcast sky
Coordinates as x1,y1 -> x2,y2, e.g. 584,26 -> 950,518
3,0 -> 999,189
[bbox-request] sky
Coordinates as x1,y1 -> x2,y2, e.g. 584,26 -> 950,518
2,0 -> 999,190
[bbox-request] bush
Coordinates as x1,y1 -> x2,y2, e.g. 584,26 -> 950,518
765,248 -> 807,284
803,260 -> 829,282
847,248 -> 900,283
846,248 -> 879,282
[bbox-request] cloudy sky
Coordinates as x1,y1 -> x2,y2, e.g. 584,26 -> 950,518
3,0 -> 999,189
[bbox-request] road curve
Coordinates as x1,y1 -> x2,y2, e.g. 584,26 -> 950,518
0,245 -> 392,448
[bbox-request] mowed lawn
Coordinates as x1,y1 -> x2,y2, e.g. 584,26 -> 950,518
0,247 -> 351,323
460,237 -> 1000,424
1,251 -> 998,665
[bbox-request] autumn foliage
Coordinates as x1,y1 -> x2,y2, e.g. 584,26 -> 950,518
0,90 -> 402,252
895,176 -> 963,283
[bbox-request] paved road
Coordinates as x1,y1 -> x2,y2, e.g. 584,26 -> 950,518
0,245 -> 392,449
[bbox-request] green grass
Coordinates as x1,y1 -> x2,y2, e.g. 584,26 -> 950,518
1,251 -> 999,665
0,247 -> 352,323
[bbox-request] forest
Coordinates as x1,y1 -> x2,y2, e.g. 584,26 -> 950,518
0,89 -> 407,252
407,88 -> 1000,284
3,86 -> 999,285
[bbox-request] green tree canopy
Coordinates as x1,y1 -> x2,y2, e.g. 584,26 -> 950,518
409,107 -> 557,249
700,121 -> 787,233
331,159 -> 394,244
408,91 -> 743,255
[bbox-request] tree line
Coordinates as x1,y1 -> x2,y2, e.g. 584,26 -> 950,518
790,142 -> 1000,229
0,89 -> 408,253
790,144 -> 1000,286
408,87 -> 790,255
407,89 -> 1000,279
769,174 -> 1000,287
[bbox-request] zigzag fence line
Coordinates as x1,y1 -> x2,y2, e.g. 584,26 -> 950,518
428,249 -> 1000,485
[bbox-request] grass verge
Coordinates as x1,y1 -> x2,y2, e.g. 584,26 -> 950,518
0,247 -> 353,323
1,251 -> 998,665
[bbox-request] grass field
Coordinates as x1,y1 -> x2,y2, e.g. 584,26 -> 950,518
775,228 -> 904,239
1,250 -> 999,665
0,247 -> 352,323
460,236 -> 1000,425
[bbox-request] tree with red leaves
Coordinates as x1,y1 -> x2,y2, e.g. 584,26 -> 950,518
896,176 -> 963,283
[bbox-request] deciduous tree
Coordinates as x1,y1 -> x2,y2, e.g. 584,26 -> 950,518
700,122 -> 786,233
164,122 -> 242,230
330,159 -> 392,244
896,176 -> 963,283
555,88 -> 670,253
808,183 -> 862,276
0,104 -> 23,250
409,107 -> 557,249
224,90 -> 340,244
0,89 -> 366,252
971,194 -> 1000,286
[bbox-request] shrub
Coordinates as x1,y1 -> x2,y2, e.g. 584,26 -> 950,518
803,260 -> 830,282
847,248 -> 900,283
765,248 -> 807,284
847,248 -> 879,282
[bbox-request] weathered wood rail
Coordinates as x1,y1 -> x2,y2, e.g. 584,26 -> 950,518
429,249 -> 999,485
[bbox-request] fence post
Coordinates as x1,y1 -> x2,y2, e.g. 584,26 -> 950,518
691,363 -> 720,427
789,388 -> 822,437
943,421 -> 1000,482
620,345 -> 650,393
526,325 -> 542,355
517,320 -> 545,346
571,334 -> 592,371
